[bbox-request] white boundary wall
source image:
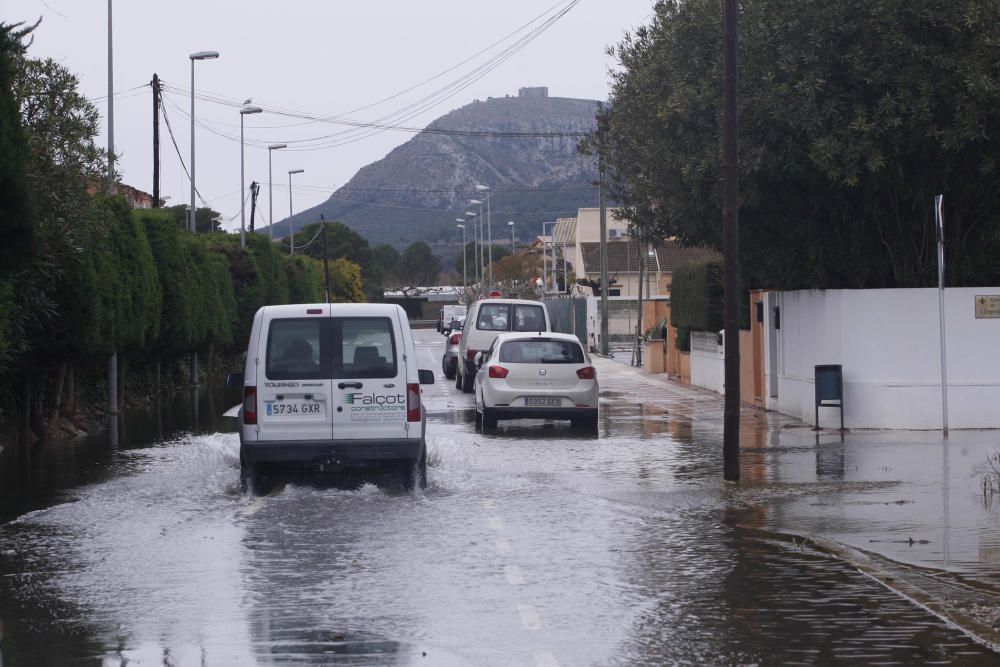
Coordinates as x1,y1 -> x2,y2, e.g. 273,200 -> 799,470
690,331 -> 724,394
763,288 -> 1000,429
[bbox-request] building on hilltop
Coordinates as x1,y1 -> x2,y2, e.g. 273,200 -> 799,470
518,86 -> 549,99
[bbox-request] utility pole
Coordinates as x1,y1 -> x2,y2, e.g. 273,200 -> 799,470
321,215 -> 331,303
722,0 -> 741,482
107,0 -> 117,418
152,73 -> 160,207
599,153 -> 609,356
249,181 -> 260,233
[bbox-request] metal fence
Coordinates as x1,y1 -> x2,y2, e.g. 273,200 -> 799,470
542,296 -> 590,347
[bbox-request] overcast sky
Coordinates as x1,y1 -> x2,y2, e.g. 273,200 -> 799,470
7,0 -> 654,233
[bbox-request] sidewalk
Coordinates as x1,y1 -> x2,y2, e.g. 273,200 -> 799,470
593,355 -> 1000,644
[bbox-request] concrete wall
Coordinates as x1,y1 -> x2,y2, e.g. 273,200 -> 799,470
690,331 -> 724,394
764,288 -> 1000,429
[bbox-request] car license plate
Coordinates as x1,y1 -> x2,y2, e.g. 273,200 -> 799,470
525,397 -> 561,407
266,402 -> 323,416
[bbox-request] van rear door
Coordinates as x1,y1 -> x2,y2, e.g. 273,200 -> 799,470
256,307 -> 334,443
330,314 -> 409,441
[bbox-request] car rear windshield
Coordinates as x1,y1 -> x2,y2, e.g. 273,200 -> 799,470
265,317 -> 397,380
476,303 -> 546,332
499,339 -> 584,364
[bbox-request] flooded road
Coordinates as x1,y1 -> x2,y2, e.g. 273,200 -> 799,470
1,331 -> 997,665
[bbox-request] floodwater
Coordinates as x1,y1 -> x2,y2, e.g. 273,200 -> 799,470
0,332 -> 997,665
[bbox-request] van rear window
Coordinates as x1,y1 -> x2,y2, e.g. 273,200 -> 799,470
264,316 -> 398,380
475,303 -> 546,332
266,318 -> 331,380
336,318 -> 397,379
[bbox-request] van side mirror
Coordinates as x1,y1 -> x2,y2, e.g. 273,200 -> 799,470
225,372 -> 244,389
418,369 -> 435,385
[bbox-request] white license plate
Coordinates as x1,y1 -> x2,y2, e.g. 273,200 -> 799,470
266,402 -> 323,416
525,397 -> 561,407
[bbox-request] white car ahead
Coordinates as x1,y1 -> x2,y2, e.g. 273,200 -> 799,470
474,332 -> 599,434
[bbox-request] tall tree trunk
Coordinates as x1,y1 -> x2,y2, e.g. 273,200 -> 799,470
154,360 -> 161,399
50,363 -> 67,425
21,372 -> 31,451
64,364 -> 77,422
118,356 -> 127,411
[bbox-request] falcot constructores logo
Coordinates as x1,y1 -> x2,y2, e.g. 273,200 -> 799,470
344,391 -> 406,421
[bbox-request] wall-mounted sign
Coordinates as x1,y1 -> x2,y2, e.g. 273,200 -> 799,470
975,295 -> 1000,319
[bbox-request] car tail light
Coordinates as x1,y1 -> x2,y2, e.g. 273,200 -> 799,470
449,332 -> 462,344
466,348 -> 478,360
407,383 -> 421,422
576,366 -> 597,380
243,386 -> 257,424
488,365 -> 509,379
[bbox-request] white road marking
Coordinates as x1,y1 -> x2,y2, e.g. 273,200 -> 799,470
489,516 -> 505,531
496,538 -> 512,555
505,564 -> 525,585
518,604 -> 542,630
534,652 -> 560,667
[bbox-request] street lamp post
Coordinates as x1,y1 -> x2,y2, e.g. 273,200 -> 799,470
189,51 -> 219,233
464,211 -> 478,295
456,222 -> 467,288
470,198 -> 484,287
475,185 -> 492,287
288,168 -> 304,255
507,221 -> 515,254
542,221 -> 557,292
267,144 -> 287,241
239,105 -> 263,248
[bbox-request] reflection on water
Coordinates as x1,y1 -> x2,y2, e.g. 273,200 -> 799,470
0,385 -> 239,524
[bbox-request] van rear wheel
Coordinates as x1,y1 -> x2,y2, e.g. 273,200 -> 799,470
400,447 -> 427,490
461,371 -> 474,393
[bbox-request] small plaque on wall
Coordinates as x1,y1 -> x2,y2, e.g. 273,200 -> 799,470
975,295 -> 1000,319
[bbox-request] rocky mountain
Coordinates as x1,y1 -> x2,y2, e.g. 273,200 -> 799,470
269,89 -> 601,248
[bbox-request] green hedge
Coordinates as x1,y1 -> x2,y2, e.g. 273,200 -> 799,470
671,259 -> 751,334
671,260 -> 724,332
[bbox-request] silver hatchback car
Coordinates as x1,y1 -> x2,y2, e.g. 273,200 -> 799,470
473,332 -> 598,434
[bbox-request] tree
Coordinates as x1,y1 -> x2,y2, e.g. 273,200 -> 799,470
327,258 -> 365,303
0,21 -> 36,281
454,242 -> 511,284
165,204 -> 223,234
400,241 -> 442,287
594,0 -> 1000,289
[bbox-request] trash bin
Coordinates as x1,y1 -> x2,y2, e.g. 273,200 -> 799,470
814,364 -> 844,431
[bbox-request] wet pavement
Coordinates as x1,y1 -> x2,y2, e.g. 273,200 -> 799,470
0,330 -> 998,665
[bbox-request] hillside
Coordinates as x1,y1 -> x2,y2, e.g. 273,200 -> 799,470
268,90 -> 602,248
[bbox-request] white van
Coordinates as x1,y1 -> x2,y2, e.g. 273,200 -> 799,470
455,298 -> 550,393
231,303 -> 434,493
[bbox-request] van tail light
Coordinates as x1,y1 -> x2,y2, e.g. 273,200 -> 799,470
449,332 -> 462,344
407,383 -> 421,422
466,349 -> 478,360
488,365 -> 509,379
576,366 -> 597,380
243,386 -> 257,424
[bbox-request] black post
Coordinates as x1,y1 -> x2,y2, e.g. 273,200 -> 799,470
321,214 -> 331,303
248,181 -> 259,232
722,0 -> 741,482
152,73 -> 160,207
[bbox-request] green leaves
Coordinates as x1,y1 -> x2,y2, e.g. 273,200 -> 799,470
598,0 -> 1000,289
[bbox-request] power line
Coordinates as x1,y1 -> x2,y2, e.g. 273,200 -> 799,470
158,97 -> 211,209
154,0 -> 588,151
